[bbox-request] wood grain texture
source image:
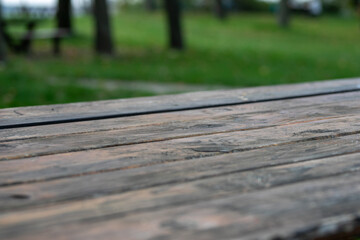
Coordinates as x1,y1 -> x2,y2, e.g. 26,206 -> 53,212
0,138 -> 359,234
1,92 -> 360,161
0,114 -> 359,187
0,122 -> 359,212
2,90 -> 359,142
1,170 -> 360,240
1,78 -> 359,129
1,80 -> 360,240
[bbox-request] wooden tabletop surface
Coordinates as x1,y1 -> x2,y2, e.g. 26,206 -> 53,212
1,78 -> 360,240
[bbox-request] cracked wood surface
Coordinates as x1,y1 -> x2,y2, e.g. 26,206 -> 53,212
1,79 -> 360,240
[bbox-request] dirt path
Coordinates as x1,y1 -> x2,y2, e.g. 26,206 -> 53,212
77,78 -> 230,94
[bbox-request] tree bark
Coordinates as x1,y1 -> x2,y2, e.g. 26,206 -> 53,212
214,0 -> 227,20
56,0 -> 73,33
278,0 -> 290,28
93,0 -> 114,55
164,0 -> 184,50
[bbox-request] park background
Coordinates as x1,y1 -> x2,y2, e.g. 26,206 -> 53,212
0,0 -> 359,108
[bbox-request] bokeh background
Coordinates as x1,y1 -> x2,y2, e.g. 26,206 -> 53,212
0,0 -> 359,108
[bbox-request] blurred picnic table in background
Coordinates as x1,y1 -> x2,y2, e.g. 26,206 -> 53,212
0,0 -> 359,109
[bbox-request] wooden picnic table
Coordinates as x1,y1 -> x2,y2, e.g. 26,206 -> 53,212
0,18 -> 70,55
1,78 -> 360,240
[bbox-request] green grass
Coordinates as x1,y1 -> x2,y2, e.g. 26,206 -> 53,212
1,11 -> 360,108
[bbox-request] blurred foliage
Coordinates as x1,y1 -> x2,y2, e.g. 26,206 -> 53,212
115,0 -> 360,14
232,0 -> 270,12
0,11 -> 360,108
116,0 -> 275,13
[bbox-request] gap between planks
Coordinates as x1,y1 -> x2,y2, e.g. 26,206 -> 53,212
1,129 -> 360,188
2,91 -> 360,161
2,80 -> 358,239
0,132 -> 360,213
0,112 -> 359,186
1,90 -> 360,143
1,78 -> 360,129
0,158 -> 360,240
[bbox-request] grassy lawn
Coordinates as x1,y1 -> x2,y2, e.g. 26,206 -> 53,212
1,11 -> 360,108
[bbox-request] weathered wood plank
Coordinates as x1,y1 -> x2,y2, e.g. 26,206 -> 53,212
1,91 -> 359,142
2,92 -> 360,160
1,78 -> 359,129
0,113 -> 359,186
1,167 -> 360,240
1,79 -> 360,240
0,120 -> 359,212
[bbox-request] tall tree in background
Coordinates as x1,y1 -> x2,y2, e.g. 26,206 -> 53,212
0,1 -> 6,64
164,0 -> 184,50
278,0 -> 290,28
93,0 -> 114,55
145,0 -> 157,11
214,0 -> 227,20
56,0 -> 73,33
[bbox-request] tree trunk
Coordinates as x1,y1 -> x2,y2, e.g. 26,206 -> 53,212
0,2 -> 6,64
0,30 -> 4,64
214,0 -> 227,20
93,0 -> 114,55
145,0 -> 157,11
164,0 -> 184,50
278,0 -> 290,28
56,0 -> 72,33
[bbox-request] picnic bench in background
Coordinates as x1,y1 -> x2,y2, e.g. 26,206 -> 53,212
1,78 -> 360,240
0,18 -> 70,55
